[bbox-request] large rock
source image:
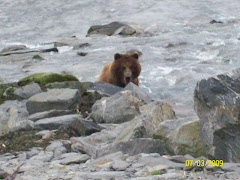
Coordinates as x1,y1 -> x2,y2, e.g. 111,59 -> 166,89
26,88 -> 80,114
34,114 -> 102,135
87,22 -> 143,36
91,90 -> 144,123
194,68 -> 240,162
13,83 -> 42,99
0,101 -> 33,136
71,101 -> 175,158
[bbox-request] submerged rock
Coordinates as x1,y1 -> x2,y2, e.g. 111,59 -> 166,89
91,90 -> 144,123
18,73 -> 79,87
87,22 -> 143,36
194,68 -> 240,162
0,45 -> 28,53
26,88 -> 80,114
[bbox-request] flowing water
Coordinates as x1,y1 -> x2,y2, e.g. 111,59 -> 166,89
1,0 -> 240,119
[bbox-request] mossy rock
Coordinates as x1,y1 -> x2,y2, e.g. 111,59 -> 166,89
18,73 -> 79,86
0,83 -> 18,104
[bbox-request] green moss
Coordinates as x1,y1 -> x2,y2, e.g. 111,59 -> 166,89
18,73 -> 79,86
151,170 -> 161,176
0,83 -> 18,104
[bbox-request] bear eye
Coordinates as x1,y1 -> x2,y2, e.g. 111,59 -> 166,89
130,66 -> 135,70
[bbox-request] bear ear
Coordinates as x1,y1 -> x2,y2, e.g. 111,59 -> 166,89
114,53 -> 121,60
132,52 -> 139,59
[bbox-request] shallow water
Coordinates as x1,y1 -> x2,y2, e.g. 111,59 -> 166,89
1,0 -> 240,118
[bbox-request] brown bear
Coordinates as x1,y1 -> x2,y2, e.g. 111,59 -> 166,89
98,52 -> 141,87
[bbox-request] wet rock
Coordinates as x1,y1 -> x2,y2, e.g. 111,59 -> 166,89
210,19 -> 223,24
1,45 -> 28,53
13,83 -> 42,99
0,101 -> 33,136
194,68 -> 240,162
0,168 -> 8,179
26,88 -> 80,114
34,114 -> 102,135
91,90 -> 144,123
59,154 -> 90,165
87,81 -> 123,96
0,47 -> 58,56
28,109 -> 73,122
126,49 -> 142,56
32,54 -> 44,60
122,82 -> 152,104
77,52 -> 88,56
73,43 -> 91,50
87,21 -> 142,36
18,73 -> 79,87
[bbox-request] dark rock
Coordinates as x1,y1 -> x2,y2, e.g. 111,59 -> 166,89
210,20 -> 223,24
26,88 -> 80,114
123,82 -> 152,104
87,22 -> 142,36
73,43 -> 91,50
91,90 -> 144,123
1,45 -> 28,53
13,83 -> 42,99
77,52 -> 88,56
0,47 -> 58,56
87,82 -> 123,96
194,68 -> 240,162
32,54 -> 44,60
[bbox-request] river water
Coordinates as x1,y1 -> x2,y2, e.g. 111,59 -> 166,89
1,0 -> 240,119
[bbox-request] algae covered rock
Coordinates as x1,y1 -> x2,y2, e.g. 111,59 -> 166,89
0,83 -> 18,104
18,73 -> 79,86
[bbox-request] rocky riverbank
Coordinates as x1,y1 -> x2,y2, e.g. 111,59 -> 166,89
0,42 -> 240,179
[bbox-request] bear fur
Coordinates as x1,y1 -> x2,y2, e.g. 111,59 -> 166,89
98,52 -> 141,87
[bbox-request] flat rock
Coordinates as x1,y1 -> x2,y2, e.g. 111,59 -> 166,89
111,160 -> 130,171
26,88 -> 80,114
28,109 -> 73,122
34,115 -> 102,135
1,45 -> 28,53
13,83 -> 42,99
59,154 -> 90,165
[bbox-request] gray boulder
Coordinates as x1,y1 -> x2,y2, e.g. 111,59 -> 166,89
91,90 -> 144,123
87,22 -> 143,36
14,83 -> 42,99
0,101 -> 33,136
26,88 -> 80,114
194,68 -> 240,162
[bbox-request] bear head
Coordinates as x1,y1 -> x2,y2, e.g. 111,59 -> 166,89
111,52 -> 141,87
